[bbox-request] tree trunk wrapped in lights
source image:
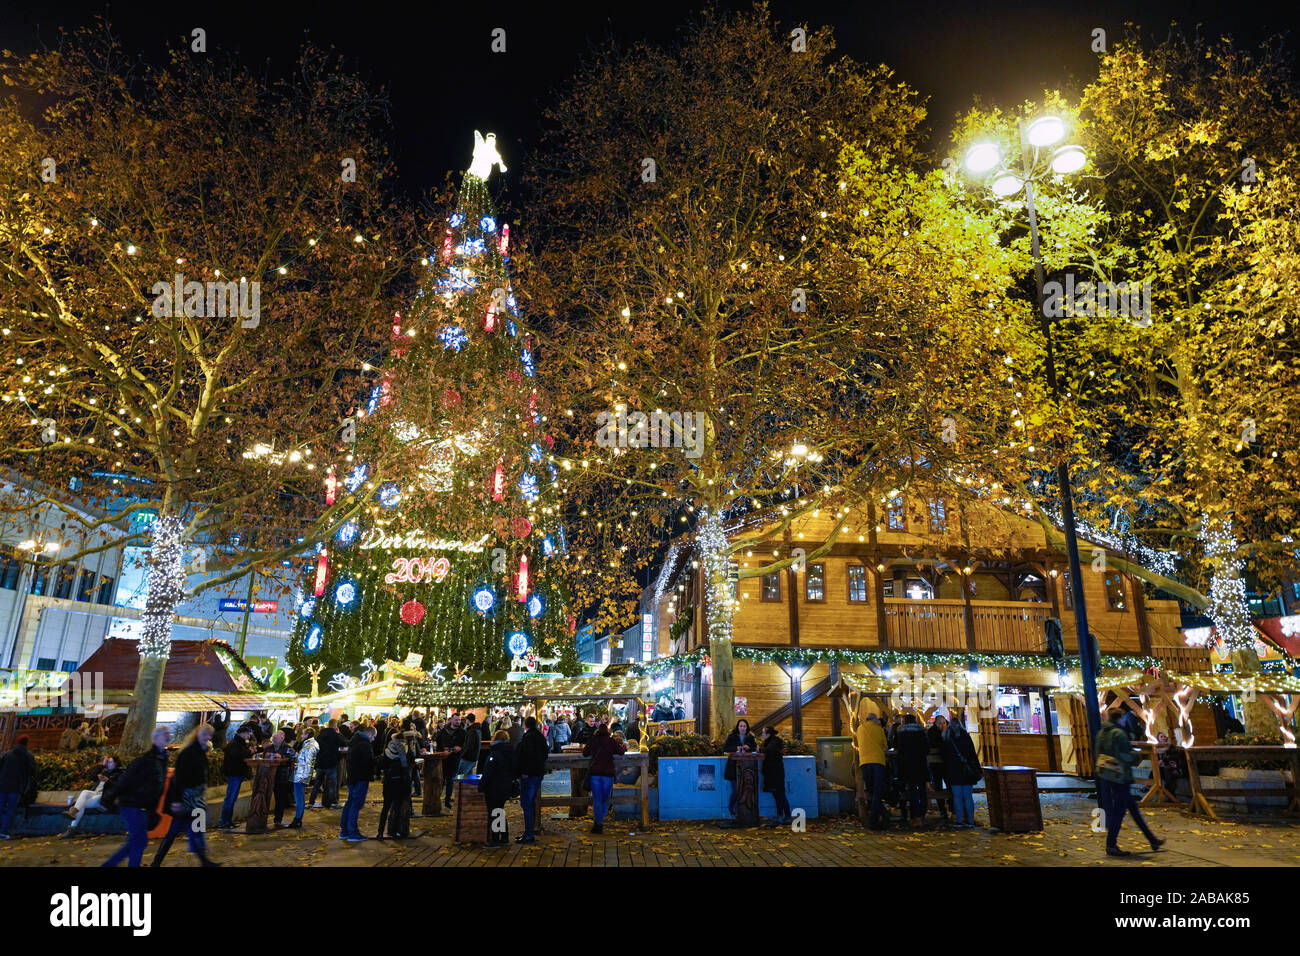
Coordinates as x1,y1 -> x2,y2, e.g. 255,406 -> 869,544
120,515 -> 187,753
698,509 -> 738,735
1201,515 -> 1278,736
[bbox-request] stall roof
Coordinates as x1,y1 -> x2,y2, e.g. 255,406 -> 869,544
396,681 -> 524,708
1098,669 -> 1300,695
520,674 -> 651,699
75,638 -> 271,706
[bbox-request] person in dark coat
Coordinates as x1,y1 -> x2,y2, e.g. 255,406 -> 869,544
0,735 -> 36,838
895,714 -> 930,826
721,720 -> 757,816
310,720 -> 345,809
941,710 -> 982,827
478,731 -> 516,847
582,724 -> 625,834
208,702 -> 231,750
218,724 -> 254,829
375,735 -> 410,839
926,713 -> 950,822
340,725 -> 376,841
103,726 -> 171,866
515,716 -> 550,843
153,724 -> 219,867
264,730 -> 295,827
760,726 -> 791,823
461,714 -> 482,777
434,715 -> 466,809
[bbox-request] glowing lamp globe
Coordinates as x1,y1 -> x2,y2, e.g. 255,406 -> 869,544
527,593 -> 546,619
1050,145 -> 1087,175
506,631 -> 530,657
963,142 -> 1001,175
1026,116 -> 1066,147
990,172 -> 1024,197
335,580 -> 357,608
304,624 -> 323,654
471,584 -> 496,614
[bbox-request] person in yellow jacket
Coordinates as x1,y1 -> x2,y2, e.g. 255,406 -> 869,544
856,712 -> 889,829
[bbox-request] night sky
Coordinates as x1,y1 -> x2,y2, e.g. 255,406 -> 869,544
2,0 -> 1296,203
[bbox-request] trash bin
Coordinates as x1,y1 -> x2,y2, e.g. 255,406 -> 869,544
983,765 -> 1043,832
453,776 -> 488,843
816,736 -> 855,788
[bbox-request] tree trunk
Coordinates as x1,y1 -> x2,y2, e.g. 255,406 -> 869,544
1201,515 -> 1278,737
120,654 -> 168,754
119,515 -> 186,755
1228,647 -> 1280,737
699,509 -> 736,738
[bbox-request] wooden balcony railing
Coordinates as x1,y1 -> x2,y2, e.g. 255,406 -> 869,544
1153,645 -> 1213,673
885,599 -> 1050,654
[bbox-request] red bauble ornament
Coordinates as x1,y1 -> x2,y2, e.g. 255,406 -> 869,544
511,517 -> 533,539
400,599 -> 426,626
441,388 -> 462,408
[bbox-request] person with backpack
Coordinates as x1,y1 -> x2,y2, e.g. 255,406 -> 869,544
0,735 -> 37,839
1095,709 -> 1165,857
941,710 -> 983,828
103,726 -> 171,867
376,733 -> 411,839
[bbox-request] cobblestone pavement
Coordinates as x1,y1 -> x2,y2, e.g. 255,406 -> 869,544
3,793 -> 1297,867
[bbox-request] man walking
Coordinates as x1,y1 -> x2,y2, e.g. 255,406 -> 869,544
103,726 -> 170,867
340,724 -> 376,842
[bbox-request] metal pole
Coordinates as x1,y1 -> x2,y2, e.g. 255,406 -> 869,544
236,567 -> 256,658
1020,132 -> 1103,754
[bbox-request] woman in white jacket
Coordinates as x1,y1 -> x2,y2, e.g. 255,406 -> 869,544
290,728 -> 319,828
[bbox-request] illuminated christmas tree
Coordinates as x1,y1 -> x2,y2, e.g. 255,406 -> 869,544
287,132 -> 579,685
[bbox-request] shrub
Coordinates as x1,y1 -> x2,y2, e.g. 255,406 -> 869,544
1216,732 -> 1290,771
644,733 -> 719,773
32,744 -> 227,793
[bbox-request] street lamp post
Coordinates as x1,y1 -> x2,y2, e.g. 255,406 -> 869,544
963,116 -> 1103,754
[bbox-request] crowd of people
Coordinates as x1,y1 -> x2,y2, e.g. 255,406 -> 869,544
83,705 -> 643,864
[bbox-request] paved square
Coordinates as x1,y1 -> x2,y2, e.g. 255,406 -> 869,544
3,792 -> 1297,867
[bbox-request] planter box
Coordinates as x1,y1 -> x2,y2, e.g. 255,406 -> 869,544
1201,768 -> 1294,813
656,756 -> 817,820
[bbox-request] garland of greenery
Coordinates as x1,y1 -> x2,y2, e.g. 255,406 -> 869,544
629,646 -> 1160,679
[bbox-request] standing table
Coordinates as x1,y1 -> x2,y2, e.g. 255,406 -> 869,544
422,750 -> 451,816
244,756 -> 291,834
727,753 -> 764,827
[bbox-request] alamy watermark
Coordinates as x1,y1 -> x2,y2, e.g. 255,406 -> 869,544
888,665 -> 997,715
3,671 -> 103,711
595,408 -> 704,459
1042,274 -> 1151,326
151,273 -> 261,328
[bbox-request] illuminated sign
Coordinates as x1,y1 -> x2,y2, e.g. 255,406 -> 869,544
384,555 -> 451,585
357,528 -> 490,553
219,599 -> 278,613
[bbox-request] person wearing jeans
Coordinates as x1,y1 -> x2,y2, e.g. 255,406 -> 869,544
0,735 -> 36,839
855,712 -> 889,829
581,723 -> 625,834
218,724 -> 255,829
515,716 -> 550,843
941,709 -> 982,827
103,726 -> 170,867
340,726 -> 375,841
152,724 -> 219,867
1095,710 -> 1163,857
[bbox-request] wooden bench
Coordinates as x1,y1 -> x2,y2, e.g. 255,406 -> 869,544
1184,745 -> 1300,819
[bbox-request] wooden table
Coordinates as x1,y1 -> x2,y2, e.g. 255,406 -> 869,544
539,751 -> 651,828
421,750 -> 451,816
1183,745 -> 1300,819
244,757 -> 291,834
727,753 -> 764,827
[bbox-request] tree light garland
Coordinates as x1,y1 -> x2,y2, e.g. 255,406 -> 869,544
140,515 -> 186,658
1201,515 -> 1257,650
